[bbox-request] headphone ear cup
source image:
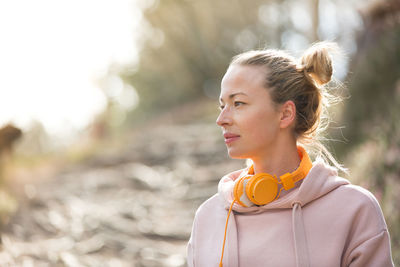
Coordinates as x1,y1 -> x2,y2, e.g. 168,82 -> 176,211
234,176 -> 254,207
246,174 -> 279,206
233,177 -> 245,205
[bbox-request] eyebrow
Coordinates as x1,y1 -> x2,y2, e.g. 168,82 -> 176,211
219,92 -> 248,103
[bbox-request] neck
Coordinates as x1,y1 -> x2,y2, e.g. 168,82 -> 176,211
251,139 -> 300,177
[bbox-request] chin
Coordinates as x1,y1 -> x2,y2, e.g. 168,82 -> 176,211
227,148 -> 250,159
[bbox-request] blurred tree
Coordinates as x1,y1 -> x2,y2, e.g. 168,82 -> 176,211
337,0 -> 400,154
118,0 -> 321,123
0,124 -> 21,228
335,0 -> 400,263
310,0 -> 319,41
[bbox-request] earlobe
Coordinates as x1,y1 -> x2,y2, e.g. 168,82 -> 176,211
279,100 -> 296,129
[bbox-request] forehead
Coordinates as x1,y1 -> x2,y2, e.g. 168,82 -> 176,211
220,65 -> 267,99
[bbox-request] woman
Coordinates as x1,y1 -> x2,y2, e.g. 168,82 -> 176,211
187,42 -> 394,267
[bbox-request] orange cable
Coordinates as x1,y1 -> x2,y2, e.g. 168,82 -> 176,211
219,199 -> 236,267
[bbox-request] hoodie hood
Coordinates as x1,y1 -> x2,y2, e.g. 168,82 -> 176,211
218,157 -> 350,214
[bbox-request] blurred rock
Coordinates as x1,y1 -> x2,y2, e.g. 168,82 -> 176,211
0,124 -> 22,156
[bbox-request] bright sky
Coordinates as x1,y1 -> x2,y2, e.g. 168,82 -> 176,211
0,0 -> 142,137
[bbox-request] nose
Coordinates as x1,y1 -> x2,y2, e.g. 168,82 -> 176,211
216,107 -> 232,127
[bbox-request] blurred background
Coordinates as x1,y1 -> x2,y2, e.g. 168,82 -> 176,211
0,0 -> 399,266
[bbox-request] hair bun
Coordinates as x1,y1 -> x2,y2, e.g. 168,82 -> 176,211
298,41 -> 338,86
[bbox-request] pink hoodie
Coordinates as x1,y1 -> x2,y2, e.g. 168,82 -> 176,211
187,159 -> 394,267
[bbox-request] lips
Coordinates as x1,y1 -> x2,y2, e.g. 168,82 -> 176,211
223,133 -> 240,139
223,133 -> 240,144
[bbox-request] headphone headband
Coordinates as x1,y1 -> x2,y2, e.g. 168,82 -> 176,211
247,146 -> 312,191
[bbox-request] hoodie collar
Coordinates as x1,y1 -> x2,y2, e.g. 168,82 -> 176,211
218,157 -> 350,214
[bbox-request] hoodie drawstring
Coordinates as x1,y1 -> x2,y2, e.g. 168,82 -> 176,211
292,202 -> 310,267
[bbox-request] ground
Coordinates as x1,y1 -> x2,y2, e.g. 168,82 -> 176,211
0,121 -> 244,267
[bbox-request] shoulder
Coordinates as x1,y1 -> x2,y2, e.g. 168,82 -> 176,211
333,183 -> 394,266
191,193 -> 227,238
194,193 -> 225,218
331,181 -> 388,230
335,182 -> 383,211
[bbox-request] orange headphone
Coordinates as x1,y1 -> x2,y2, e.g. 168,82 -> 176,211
219,146 -> 312,267
233,146 -> 312,207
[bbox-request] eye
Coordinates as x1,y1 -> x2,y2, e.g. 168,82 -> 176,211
234,101 -> 245,107
219,104 -> 225,110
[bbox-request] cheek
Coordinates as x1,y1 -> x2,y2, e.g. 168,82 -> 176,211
245,110 -> 280,140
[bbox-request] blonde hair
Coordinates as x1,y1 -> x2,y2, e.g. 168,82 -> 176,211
231,42 -> 348,174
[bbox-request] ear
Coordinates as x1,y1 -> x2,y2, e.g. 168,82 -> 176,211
279,100 -> 296,129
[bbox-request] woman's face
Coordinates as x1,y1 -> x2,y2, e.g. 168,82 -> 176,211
217,65 -> 282,159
